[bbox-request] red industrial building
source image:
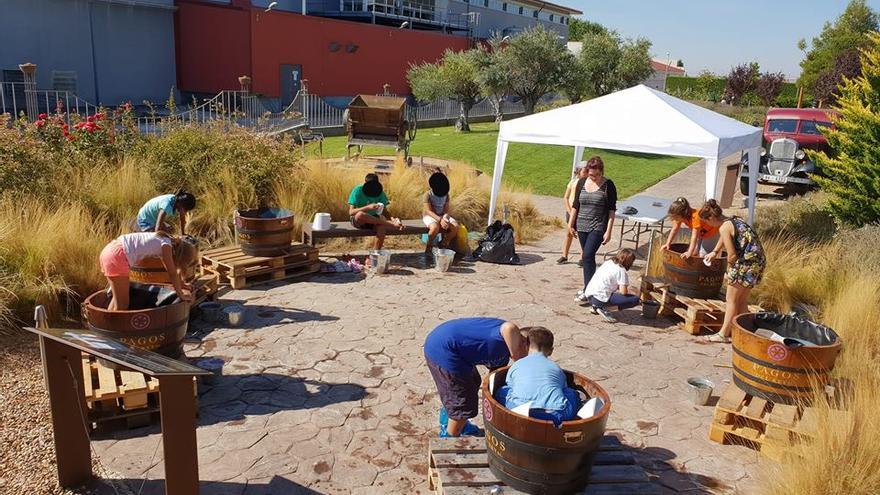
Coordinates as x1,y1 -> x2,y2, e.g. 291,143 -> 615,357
176,0 -> 471,102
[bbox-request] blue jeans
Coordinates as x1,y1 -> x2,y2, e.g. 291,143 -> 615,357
578,230 -> 604,288
589,293 -> 640,311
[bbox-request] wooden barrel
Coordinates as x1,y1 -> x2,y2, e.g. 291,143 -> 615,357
482,367 -> 611,495
129,256 -> 198,285
82,286 -> 190,359
732,312 -> 842,405
235,208 -> 294,257
661,243 -> 727,298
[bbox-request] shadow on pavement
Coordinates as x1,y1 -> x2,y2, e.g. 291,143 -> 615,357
84,474 -> 321,495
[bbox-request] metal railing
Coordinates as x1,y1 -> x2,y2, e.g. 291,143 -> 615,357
1,82 -> 99,124
340,0 -> 471,30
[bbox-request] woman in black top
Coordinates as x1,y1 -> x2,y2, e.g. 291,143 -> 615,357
568,156 -> 618,301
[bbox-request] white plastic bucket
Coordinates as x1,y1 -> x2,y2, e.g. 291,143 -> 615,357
223,305 -> 246,327
312,212 -> 331,231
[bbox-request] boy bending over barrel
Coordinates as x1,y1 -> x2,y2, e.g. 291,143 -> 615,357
424,317 -> 529,437
496,327 -> 581,427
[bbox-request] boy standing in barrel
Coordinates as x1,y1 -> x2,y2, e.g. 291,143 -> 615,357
424,317 -> 529,437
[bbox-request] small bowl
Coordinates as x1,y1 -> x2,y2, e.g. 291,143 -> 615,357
223,305 -> 246,327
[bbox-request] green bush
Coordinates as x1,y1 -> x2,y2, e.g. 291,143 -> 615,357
139,123 -> 299,202
0,118 -> 55,196
668,75 -> 805,107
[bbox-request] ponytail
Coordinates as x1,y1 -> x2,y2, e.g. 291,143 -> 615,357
667,197 -> 692,220
698,199 -> 724,220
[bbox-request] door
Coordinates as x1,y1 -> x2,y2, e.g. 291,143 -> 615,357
280,64 -> 302,109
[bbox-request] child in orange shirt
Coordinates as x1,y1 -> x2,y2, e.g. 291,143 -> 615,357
661,197 -> 719,258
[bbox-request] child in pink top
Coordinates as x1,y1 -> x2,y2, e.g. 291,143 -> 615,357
99,232 -> 197,310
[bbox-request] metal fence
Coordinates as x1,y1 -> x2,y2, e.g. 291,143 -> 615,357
1,82 -> 98,124
1,81 -> 525,135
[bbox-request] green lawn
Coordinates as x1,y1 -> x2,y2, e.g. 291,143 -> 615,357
316,122 -> 694,198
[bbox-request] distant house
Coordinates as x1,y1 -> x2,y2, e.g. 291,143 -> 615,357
644,59 -> 685,91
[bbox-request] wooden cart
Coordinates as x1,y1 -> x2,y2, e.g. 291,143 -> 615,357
344,94 -> 417,164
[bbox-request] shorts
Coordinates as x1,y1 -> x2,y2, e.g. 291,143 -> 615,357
350,216 -> 373,230
426,357 -> 481,420
99,240 -> 130,278
728,260 -> 765,289
423,215 -> 439,228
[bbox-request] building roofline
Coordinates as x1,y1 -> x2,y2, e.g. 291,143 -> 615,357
514,0 -> 582,15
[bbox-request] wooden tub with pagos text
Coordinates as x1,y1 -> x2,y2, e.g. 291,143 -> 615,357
481,367 -> 611,495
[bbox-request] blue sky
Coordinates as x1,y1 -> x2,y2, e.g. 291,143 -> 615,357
570,0 -> 880,80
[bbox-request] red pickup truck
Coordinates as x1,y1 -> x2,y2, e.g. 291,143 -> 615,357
740,108 -> 838,194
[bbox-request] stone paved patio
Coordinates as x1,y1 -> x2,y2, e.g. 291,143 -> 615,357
90,160 -> 771,495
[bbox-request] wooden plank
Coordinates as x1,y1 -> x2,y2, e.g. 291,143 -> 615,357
746,397 -> 768,419
227,262 -> 319,290
437,467 -> 498,487
119,370 -> 149,410
81,354 -> 94,400
94,361 -> 120,399
432,449 -> 634,470
717,383 -> 747,411
769,403 -> 798,428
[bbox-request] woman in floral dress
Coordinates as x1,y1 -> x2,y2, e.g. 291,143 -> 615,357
699,199 -> 766,343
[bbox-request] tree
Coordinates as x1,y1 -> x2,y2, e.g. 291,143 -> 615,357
499,26 -> 572,114
755,72 -> 787,106
812,32 -> 880,227
476,37 -> 512,122
568,31 -> 653,99
797,0 -> 878,96
568,18 -> 607,42
813,49 -> 862,104
723,62 -> 760,104
408,49 -> 483,131
676,59 -> 684,68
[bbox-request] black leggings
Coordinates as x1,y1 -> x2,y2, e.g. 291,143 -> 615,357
578,230 -> 604,288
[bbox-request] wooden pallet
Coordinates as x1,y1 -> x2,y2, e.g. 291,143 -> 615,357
82,353 -> 161,429
708,383 -> 851,462
640,277 -> 761,335
200,243 -> 319,289
427,435 -> 659,495
191,272 -> 220,306
81,354 -> 200,430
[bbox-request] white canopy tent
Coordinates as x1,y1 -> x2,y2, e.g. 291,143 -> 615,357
489,85 -> 763,225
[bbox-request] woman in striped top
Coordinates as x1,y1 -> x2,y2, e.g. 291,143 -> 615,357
568,156 -> 618,303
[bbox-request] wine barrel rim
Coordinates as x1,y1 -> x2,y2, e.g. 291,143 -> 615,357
235,207 -> 294,221
83,289 -> 188,315
733,312 -> 843,350
663,242 -> 727,262
482,366 -> 612,427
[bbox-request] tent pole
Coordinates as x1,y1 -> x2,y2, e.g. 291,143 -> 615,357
704,157 -> 719,202
488,139 -> 509,225
571,146 -> 584,179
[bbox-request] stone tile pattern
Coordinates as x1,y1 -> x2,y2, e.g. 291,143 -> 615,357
91,162 -> 765,495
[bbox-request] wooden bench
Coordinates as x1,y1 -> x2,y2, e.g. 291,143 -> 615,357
302,218 -> 429,246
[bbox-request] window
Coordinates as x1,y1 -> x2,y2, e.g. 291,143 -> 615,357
799,120 -> 831,135
767,119 -> 798,133
502,2 -> 506,11
483,0 -> 488,7
532,9 -> 538,17
549,14 -> 553,21
518,5 -> 522,14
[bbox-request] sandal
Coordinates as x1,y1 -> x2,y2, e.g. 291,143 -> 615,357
704,333 -> 731,343
392,218 -> 405,231
556,256 -> 567,264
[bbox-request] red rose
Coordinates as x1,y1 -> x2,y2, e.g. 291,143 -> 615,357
38,113 -> 47,119
35,120 -> 45,128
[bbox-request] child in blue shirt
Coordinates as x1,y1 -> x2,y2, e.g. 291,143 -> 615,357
137,190 -> 196,234
496,327 -> 581,427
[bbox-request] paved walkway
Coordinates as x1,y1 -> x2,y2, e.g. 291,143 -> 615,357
90,160 -> 766,495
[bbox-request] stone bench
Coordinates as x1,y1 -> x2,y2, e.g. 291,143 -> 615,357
301,219 -> 429,246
